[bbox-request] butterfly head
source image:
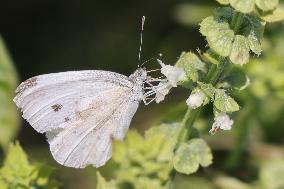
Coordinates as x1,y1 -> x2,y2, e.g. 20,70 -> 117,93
129,67 -> 147,85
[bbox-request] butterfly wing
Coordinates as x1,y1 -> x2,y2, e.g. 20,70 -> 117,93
14,70 -> 142,168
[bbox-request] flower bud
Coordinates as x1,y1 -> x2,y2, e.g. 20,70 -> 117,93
158,59 -> 185,87
209,113 -> 234,135
186,91 -> 205,109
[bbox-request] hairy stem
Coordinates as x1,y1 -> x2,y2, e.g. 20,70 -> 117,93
169,57 -> 227,189
178,60 -> 226,143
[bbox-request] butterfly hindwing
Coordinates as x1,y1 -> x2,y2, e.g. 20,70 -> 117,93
47,90 -> 139,168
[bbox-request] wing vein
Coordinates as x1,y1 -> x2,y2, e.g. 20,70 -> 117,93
62,96 -> 131,165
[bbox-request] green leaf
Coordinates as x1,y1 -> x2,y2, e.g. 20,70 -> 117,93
247,32 -> 262,55
221,67 -> 250,90
115,167 -> 142,183
145,123 -> 181,162
113,130 -> 145,165
0,142 -> 33,186
255,0 -> 279,12
0,142 -> 59,189
134,177 -> 165,189
200,16 -> 234,57
241,15 -> 265,55
0,36 -> 20,150
260,7 -> 284,22
230,35 -> 250,65
96,172 -> 116,189
216,0 -> 229,5
197,82 -> 216,99
213,7 -> 234,23
209,27 -> 234,55
175,52 -> 207,82
214,89 -> 239,112
229,0 -> 254,13
173,139 -> 212,175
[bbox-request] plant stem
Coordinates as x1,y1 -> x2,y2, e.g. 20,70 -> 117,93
177,62 -> 225,143
177,108 -> 201,144
169,53 -> 227,189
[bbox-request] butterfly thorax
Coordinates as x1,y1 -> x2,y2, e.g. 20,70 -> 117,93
128,68 -> 147,86
128,68 -> 147,102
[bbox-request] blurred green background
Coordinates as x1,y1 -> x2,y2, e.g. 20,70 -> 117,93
1,0 -> 284,189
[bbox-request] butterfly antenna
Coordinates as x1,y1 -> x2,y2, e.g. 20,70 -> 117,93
138,16 -> 146,67
140,53 -> 163,67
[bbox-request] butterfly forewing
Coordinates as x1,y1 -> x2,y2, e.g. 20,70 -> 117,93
14,70 -> 142,168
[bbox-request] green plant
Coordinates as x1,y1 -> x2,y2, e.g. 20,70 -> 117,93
0,36 -> 20,151
96,1 -> 284,188
0,142 -> 59,189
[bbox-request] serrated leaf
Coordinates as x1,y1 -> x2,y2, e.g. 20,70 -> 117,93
241,15 -> 265,55
173,139 -> 212,175
230,35 -> 250,65
145,123 -> 181,162
113,124 -> 179,184
0,36 -> 19,150
255,0 -> 279,12
197,82 -> 216,99
175,52 -> 206,82
213,7 -> 234,22
247,32 -> 262,55
0,142 -> 33,184
216,0 -> 229,5
0,142 -> 59,189
221,67 -> 250,90
229,0 -> 254,13
96,172 -> 116,189
200,17 -> 234,57
260,7 -> 284,22
214,89 -> 239,112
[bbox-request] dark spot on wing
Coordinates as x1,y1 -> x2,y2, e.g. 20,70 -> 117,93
16,77 -> 38,96
65,117 -> 70,122
51,104 -> 63,112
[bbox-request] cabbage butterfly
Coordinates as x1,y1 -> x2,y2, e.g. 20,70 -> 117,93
13,16 -> 170,168
14,68 -> 157,168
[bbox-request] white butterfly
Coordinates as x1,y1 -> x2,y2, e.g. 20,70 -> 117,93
13,68 -> 163,168
13,16 -> 186,168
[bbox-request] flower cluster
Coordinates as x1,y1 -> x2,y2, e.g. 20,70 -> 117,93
155,53 -> 238,134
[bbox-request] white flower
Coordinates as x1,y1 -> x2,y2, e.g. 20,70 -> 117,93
157,59 -> 185,87
209,113 -> 234,135
154,81 -> 172,103
186,91 -> 205,109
